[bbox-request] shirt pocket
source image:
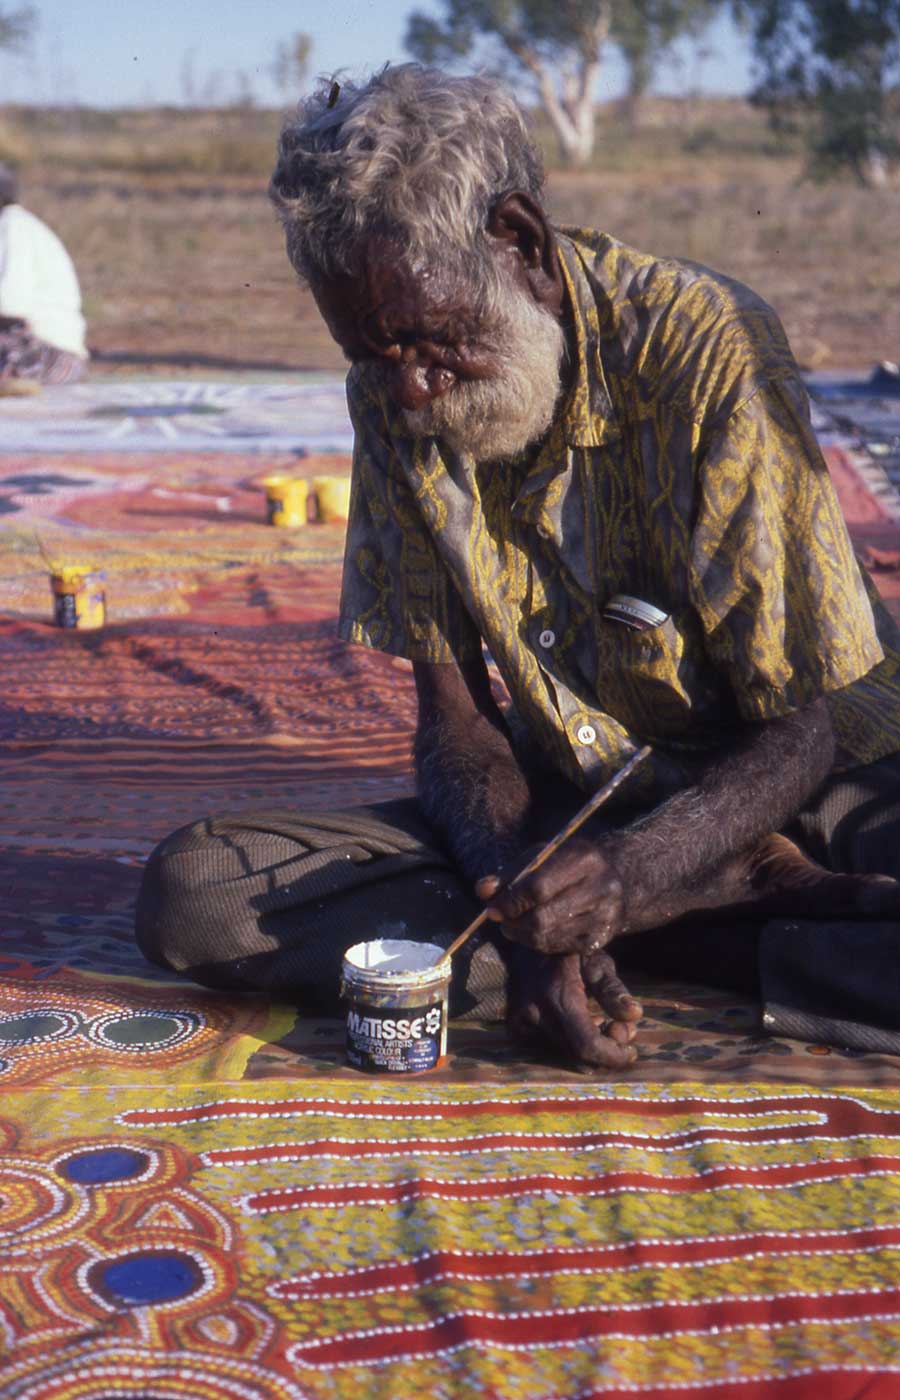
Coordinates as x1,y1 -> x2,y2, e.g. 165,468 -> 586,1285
593,612 -> 701,738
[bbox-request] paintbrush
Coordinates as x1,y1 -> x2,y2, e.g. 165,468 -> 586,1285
439,744 -> 652,965
33,531 -> 57,572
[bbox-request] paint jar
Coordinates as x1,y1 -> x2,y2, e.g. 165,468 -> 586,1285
263,475 -> 308,528
50,566 -> 106,630
341,939 -> 450,1074
312,475 -> 352,524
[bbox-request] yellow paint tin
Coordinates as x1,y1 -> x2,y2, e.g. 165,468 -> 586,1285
263,475 -> 309,528
312,475 -> 352,524
50,566 -> 106,630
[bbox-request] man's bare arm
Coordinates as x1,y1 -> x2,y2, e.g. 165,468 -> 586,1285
616,697 -> 836,929
413,654 -> 642,1068
412,655 -> 532,884
482,697 -> 838,953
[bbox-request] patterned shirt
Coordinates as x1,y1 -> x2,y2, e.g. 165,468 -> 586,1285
338,227 -> 900,796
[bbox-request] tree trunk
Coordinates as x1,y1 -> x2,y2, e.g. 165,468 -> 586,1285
509,31 -> 602,168
530,61 -> 597,165
620,54 -> 652,133
860,149 -> 889,188
554,106 -> 596,164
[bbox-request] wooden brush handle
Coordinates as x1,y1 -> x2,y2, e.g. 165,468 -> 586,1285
440,745 -> 652,964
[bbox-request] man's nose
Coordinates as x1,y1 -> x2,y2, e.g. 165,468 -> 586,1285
387,349 -> 455,412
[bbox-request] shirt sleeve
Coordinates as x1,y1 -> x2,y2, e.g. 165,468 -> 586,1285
337,368 -> 483,664
689,374 -> 884,721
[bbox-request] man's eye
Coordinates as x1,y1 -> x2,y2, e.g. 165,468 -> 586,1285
411,325 -> 450,347
341,344 -> 373,365
396,326 -> 450,347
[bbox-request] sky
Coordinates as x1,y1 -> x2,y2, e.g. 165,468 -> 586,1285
0,0 -> 754,108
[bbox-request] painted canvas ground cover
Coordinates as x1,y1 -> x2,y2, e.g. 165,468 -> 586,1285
5,1079 -> 900,1398
2,381 -> 900,1394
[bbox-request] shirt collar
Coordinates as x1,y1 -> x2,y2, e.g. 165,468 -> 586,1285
553,231 -> 619,450
509,234 -> 620,509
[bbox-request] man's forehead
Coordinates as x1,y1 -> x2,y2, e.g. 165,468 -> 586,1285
362,242 -> 448,301
324,245 -> 461,323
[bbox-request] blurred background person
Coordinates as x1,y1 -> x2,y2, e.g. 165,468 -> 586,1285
0,162 -> 88,393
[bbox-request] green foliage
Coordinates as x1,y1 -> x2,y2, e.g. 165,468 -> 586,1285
0,3 -> 34,51
745,0 -> 900,181
406,0 -> 725,161
406,0 -> 607,62
613,0 -> 721,106
408,0 -> 614,164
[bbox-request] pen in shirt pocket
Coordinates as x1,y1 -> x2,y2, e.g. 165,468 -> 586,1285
602,594 -> 670,632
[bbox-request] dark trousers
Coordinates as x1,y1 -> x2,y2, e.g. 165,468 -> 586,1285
135,754 -> 900,1050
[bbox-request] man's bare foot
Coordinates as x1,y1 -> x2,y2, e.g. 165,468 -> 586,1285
741,833 -> 900,918
508,947 -> 641,1068
626,832 -> 900,930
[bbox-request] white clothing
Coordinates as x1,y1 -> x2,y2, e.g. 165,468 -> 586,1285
0,204 -> 87,358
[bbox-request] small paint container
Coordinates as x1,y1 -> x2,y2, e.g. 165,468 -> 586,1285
311,474 -> 352,524
263,475 -> 308,528
341,939 -> 450,1074
50,566 -> 106,630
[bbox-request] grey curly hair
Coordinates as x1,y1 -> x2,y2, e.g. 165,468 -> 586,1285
268,64 -> 544,304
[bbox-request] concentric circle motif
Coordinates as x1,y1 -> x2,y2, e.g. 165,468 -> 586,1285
54,1145 -> 157,1187
1,1340 -> 309,1399
86,1251 -> 203,1307
0,1164 -> 82,1246
85,1010 -> 202,1054
79,1247 -> 212,1313
0,1008 -> 81,1048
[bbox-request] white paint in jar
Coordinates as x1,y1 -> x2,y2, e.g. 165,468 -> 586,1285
341,939 -> 450,1074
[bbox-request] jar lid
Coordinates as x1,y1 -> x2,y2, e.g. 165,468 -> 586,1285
343,939 -> 448,990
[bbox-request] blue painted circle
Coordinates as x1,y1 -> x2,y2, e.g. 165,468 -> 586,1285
61,1148 -> 150,1184
100,1014 -> 184,1046
0,1013 -> 68,1043
93,1252 -> 200,1306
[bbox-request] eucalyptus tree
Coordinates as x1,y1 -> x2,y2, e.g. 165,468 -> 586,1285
406,0 -> 725,164
743,0 -> 900,183
0,4 -> 34,51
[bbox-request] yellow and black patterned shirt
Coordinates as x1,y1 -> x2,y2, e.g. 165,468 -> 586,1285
338,227 -> 900,795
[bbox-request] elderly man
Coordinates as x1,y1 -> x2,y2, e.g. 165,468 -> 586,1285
136,65 -> 900,1067
0,163 -> 88,390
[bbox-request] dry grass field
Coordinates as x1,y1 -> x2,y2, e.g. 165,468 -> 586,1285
2,98 -> 898,373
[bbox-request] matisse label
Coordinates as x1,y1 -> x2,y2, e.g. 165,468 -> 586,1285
345,999 -> 444,1074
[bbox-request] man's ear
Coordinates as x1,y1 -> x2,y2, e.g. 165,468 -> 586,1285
486,191 -> 564,315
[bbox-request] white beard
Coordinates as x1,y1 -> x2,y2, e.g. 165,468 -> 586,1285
403,282 -> 566,462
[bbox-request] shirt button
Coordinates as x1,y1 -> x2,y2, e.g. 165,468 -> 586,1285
538,628 -> 556,649
576,724 -> 597,746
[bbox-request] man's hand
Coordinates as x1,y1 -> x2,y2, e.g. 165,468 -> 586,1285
507,944 -> 642,1068
476,837 -> 627,956
477,698 -> 845,960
